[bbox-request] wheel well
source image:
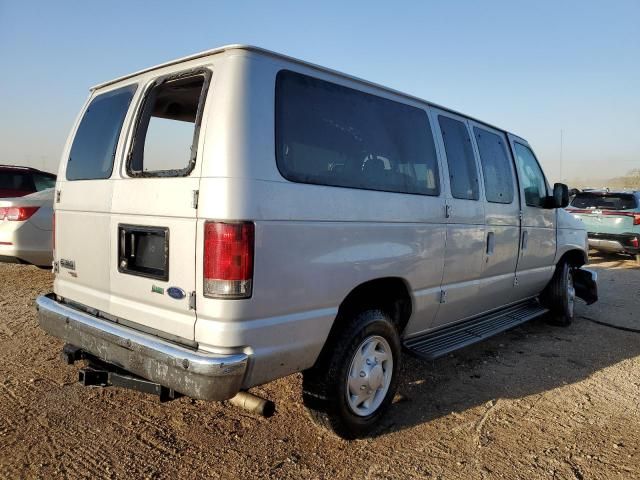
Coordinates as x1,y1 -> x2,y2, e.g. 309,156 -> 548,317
336,277 -> 413,335
558,249 -> 586,268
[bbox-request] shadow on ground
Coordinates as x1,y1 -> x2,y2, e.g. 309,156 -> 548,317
380,257 -> 640,435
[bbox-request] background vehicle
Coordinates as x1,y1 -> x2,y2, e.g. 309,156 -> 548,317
0,165 -> 56,198
567,190 -> 640,264
36,45 -> 597,439
0,188 -> 55,267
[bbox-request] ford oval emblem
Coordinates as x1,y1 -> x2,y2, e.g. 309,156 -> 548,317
167,287 -> 186,300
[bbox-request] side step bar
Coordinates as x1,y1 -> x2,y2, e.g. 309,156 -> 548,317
404,300 -> 548,360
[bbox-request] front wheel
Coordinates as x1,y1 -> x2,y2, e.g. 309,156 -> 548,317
542,261 -> 576,326
302,309 -> 401,439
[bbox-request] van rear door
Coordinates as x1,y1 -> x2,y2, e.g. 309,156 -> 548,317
56,85 -> 137,315
108,70 -> 212,342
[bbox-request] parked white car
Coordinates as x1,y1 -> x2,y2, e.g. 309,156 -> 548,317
0,188 -> 54,267
37,45 -> 597,439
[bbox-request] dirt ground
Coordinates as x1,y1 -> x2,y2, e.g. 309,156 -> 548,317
0,255 -> 639,480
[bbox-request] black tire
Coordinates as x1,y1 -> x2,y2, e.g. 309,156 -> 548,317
302,309 -> 401,440
542,261 -> 576,326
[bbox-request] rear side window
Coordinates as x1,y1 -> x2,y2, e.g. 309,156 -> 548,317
473,127 -> 514,204
570,193 -> 638,210
33,173 -> 56,191
128,72 -> 210,177
514,143 -> 548,207
275,71 -> 440,196
438,116 -> 479,200
67,85 -> 136,181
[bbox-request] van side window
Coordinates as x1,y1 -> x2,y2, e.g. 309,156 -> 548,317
128,72 -> 210,176
514,143 -> 548,207
67,85 -> 137,181
275,70 -> 440,196
438,116 -> 479,200
473,127 -> 514,204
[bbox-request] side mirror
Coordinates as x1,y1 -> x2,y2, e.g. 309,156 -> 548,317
552,183 -> 570,208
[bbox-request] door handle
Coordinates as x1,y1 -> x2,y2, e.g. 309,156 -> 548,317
486,231 -> 495,255
521,230 -> 529,250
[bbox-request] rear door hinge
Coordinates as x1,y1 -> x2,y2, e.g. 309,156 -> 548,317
189,291 -> 197,310
53,261 -> 59,274
56,190 -> 61,203
439,290 -> 447,304
192,190 -> 199,209
513,277 -> 519,287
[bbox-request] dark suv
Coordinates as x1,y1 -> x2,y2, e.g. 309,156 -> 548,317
0,165 -> 56,198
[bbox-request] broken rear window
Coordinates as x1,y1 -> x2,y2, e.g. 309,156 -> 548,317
127,71 -> 210,177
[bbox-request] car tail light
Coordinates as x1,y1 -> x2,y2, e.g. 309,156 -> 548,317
0,206 -> 39,221
634,214 -> 640,226
203,222 -> 254,298
631,237 -> 639,248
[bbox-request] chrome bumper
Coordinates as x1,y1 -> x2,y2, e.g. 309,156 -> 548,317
36,294 -> 248,401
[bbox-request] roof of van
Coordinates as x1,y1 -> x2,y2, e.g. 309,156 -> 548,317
92,44 -> 524,140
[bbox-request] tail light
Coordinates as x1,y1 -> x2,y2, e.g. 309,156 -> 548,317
631,237 -> 639,248
204,222 -> 254,298
634,214 -> 640,226
52,212 -> 56,255
0,206 -> 39,221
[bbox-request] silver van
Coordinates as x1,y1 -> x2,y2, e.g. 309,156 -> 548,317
37,45 -> 597,439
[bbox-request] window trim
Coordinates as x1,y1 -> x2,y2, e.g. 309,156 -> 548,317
66,84 -> 138,181
513,141 -> 550,208
472,126 -> 515,205
437,114 -> 480,201
274,69 -> 441,197
126,68 -> 212,178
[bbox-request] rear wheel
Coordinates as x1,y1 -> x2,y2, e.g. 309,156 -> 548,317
543,261 -> 576,326
302,309 -> 400,439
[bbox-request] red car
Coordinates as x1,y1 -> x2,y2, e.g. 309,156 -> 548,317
0,165 -> 56,198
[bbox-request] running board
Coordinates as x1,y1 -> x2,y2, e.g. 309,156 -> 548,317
404,301 -> 548,360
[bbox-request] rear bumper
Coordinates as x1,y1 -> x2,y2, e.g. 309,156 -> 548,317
588,232 -> 639,254
36,294 -> 248,401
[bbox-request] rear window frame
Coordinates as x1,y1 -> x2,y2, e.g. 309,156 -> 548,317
125,68 -> 212,179
66,84 -> 138,181
274,69 -> 441,197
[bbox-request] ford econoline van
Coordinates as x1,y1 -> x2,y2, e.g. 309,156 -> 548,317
37,45 -> 597,439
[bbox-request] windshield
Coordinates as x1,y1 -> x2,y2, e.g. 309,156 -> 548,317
570,192 -> 638,210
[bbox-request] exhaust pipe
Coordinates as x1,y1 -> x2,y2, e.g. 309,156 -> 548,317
228,391 -> 275,418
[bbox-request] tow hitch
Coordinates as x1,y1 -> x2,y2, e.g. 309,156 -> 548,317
63,344 -> 181,402
61,344 -> 276,416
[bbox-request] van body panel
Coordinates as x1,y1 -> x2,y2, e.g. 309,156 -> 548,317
195,219 -> 446,385
428,108 -> 486,328
468,121 -> 522,309
508,135 -> 556,298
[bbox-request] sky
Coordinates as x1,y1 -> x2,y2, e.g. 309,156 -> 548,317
1,0 -> 638,183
